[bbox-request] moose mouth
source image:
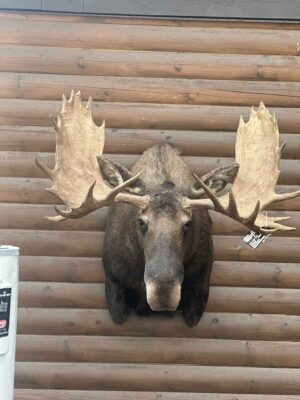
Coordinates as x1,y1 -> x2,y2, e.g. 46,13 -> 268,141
145,281 -> 181,311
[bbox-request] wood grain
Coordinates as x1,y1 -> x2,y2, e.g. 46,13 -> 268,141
2,72 -> 300,107
13,390 -> 300,400
19,256 -> 103,283
14,362 -> 300,393
2,100 -> 300,133
17,308 -> 300,340
1,125 -> 300,160
2,45 -> 300,81
2,19 -> 300,55
15,335 -> 300,367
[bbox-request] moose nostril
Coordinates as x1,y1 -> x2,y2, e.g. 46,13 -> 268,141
145,281 -> 181,312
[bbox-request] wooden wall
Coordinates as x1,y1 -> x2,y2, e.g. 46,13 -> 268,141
0,11 -> 300,399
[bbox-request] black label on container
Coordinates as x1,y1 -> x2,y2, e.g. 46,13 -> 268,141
0,288 -> 11,338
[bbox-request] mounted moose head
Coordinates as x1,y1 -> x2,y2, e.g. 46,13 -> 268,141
36,91 -> 300,326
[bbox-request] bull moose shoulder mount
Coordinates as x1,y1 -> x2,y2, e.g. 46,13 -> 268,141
35,91 -> 300,327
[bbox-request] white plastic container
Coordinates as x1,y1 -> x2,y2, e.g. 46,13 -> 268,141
0,246 -> 19,400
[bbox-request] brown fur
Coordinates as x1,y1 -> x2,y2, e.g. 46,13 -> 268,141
103,144 -> 213,327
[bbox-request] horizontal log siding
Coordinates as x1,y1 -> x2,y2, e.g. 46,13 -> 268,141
17,282 -> 300,314
17,308 -> 300,340
0,11 -> 300,398
2,46 -> 300,82
2,19 -> 300,55
15,335 -> 300,367
17,257 -> 300,288
1,126 -> 300,159
3,73 -> 300,107
13,362 -> 300,393
13,390 -> 300,400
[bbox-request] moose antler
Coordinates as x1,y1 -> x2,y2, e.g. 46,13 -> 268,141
185,102 -> 300,233
35,91 -> 149,221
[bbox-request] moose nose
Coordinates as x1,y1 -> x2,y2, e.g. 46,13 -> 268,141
145,280 -> 181,311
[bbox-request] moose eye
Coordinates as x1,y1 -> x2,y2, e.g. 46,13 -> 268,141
138,218 -> 148,234
183,220 -> 192,233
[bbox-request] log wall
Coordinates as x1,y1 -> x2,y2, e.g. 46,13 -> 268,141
0,11 -> 300,400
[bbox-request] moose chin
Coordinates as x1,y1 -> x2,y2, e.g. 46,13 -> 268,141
36,91 -> 300,327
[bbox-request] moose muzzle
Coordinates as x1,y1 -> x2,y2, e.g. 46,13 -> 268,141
145,279 -> 182,311
143,235 -> 184,311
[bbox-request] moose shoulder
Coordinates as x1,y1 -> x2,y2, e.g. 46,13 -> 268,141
36,91 -> 300,327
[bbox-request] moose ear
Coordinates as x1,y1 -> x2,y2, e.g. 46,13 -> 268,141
191,163 -> 239,198
98,158 -> 145,195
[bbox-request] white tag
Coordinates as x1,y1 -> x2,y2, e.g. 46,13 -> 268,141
243,230 -> 269,249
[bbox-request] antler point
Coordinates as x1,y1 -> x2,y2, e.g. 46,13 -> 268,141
35,156 -> 53,179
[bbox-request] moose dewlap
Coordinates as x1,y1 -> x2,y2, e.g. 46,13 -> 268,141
35,91 -> 300,326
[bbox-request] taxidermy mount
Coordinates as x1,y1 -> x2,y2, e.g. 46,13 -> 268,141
36,91 -> 300,326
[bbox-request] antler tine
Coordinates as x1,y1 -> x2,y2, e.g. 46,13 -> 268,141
53,181 -> 97,219
34,156 -> 53,179
273,189 -> 300,203
192,174 -> 262,230
193,174 -> 225,213
273,216 -> 290,222
68,90 -> 75,105
50,114 -> 59,131
243,201 -> 260,227
62,93 -> 67,105
86,96 -> 92,110
106,170 -> 143,200
74,90 -> 82,108
50,170 -> 149,220
46,165 -> 148,221
279,142 -> 287,157
46,214 -> 66,222
260,221 -> 296,233
228,188 -> 239,218
111,176 -> 150,210
54,204 -> 73,218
